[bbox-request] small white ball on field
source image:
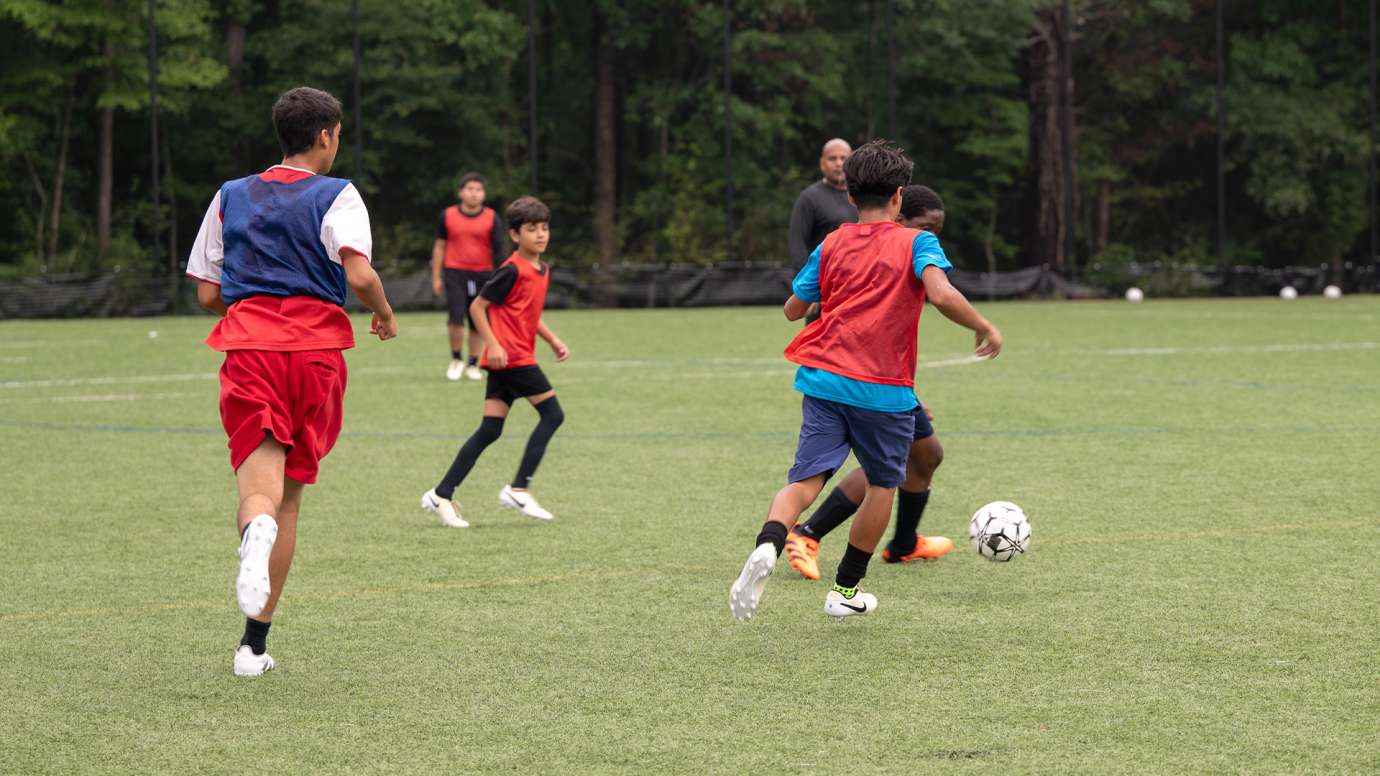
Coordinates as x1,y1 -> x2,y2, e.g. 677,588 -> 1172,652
1125,287 -> 1144,303
147,330 -> 159,339
1324,285 -> 1343,299
969,501 -> 1031,562
1279,286 -> 1298,300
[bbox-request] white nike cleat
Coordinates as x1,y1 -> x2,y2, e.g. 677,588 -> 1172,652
729,543 -> 777,621
421,488 -> 470,528
824,587 -> 878,619
464,364 -> 484,381
446,359 -> 464,381
232,645 -> 276,677
236,515 -> 277,618
498,485 -> 554,521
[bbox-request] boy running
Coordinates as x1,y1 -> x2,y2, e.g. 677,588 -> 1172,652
432,172 -> 506,381
186,87 -> 398,676
421,196 -> 569,527
784,184 -> 956,580
728,144 -> 1001,621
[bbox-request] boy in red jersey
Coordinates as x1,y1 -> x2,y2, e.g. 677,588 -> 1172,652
185,87 -> 398,676
421,196 -> 569,526
784,184 -> 955,580
728,144 -> 1001,621
431,172 -> 505,381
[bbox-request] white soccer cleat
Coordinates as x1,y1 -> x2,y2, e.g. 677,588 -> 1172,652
446,359 -> 464,381
421,488 -> 470,528
464,364 -> 484,381
729,543 -> 777,621
232,645 -> 276,677
824,587 -> 878,619
498,485 -> 554,520
236,515 -> 277,618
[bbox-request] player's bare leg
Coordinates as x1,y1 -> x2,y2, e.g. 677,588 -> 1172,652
232,436 -> 286,675
847,484 -> 895,554
464,325 -> 485,379
446,323 -> 466,380
257,478 -> 303,622
822,482 -> 893,619
731,474 -> 827,620
884,436 -> 953,561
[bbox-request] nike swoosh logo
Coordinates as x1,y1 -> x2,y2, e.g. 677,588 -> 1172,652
510,495 -> 528,507
839,601 -> 867,613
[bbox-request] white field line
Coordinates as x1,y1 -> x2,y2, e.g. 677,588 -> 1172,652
0,372 -> 216,390
0,391 -> 193,404
1094,341 -> 1378,356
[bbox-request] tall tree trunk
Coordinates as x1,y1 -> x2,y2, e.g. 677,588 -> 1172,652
47,86 -> 76,265
593,15 -> 618,264
25,154 -> 48,262
1024,8 -> 1070,269
985,198 -> 999,275
1094,179 -> 1110,257
98,35 -> 115,260
164,136 -> 178,264
224,4 -> 247,168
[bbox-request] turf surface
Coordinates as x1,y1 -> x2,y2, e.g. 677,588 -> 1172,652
2,298 -> 1378,774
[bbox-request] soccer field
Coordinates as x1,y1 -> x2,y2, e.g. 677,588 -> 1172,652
2,298 -> 1378,775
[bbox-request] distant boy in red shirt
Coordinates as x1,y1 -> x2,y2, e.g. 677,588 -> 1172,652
421,196 -> 569,527
728,144 -> 1001,621
186,86 -> 398,676
431,172 -> 505,381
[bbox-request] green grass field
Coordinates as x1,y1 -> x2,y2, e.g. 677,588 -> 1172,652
2,298 -> 1379,775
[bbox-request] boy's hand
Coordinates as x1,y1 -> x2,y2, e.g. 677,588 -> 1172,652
974,325 -> 1003,359
431,275 -> 443,297
488,344 -> 509,369
370,312 -> 398,341
550,338 -> 570,362
923,404 -> 935,421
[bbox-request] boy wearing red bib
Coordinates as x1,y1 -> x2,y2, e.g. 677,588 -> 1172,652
422,196 -> 570,526
728,142 -> 1002,621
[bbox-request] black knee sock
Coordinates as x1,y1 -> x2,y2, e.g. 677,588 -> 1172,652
437,416 -> 505,498
887,488 -> 931,554
798,487 -> 861,540
512,397 -> 564,489
755,521 -> 788,556
240,617 -> 271,655
834,543 -> 873,589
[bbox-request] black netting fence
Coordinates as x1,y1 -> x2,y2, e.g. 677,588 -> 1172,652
2,261 -> 1377,319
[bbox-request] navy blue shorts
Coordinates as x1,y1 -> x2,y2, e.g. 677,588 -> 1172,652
788,395 -> 914,488
912,401 -> 934,440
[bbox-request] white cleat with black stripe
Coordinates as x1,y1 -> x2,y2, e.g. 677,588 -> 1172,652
232,645 -> 275,677
421,488 -> 470,528
498,485 -> 554,521
729,543 -> 777,621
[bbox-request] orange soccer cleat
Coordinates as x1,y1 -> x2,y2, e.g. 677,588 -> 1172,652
784,529 -> 821,580
881,535 -> 955,563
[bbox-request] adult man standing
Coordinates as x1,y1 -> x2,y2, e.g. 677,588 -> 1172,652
788,138 -> 857,270
432,172 -> 505,381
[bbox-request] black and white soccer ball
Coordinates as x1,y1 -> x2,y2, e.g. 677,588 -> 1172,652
968,501 -> 1031,562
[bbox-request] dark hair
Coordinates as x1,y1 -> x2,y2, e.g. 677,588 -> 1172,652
842,140 -> 914,209
900,185 -> 944,220
505,196 -> 550,231
271,87 -> 343,157
458,172 -> 487,189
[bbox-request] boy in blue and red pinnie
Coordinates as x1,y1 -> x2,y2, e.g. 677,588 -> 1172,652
421,195 -> 570,528
728,142 -> 1002,621
186,86 -> 398,676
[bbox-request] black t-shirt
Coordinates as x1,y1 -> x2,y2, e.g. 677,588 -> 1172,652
480,261 -> 548,305
788,181 -> 858,268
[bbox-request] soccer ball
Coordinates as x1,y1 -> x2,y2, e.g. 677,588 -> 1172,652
1324,284 -> 1342,299
1279,286 -> 1298,300
1124,287 -> 1144,303
969,501 -> 1031,562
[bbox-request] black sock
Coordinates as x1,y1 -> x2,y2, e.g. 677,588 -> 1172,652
240,617 -> 271,656
834,543 -> 873,589
798,487 -> 861,540
755,521 -> 788,556
451,349 -> 462,360
436,416 -> 505,499
887,488 -> 931,555
512,397 -> 564,489
467,355 -> 478,366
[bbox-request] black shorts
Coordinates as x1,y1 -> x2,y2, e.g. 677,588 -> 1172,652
485,365 -> 554,405
443,268 -> 490,326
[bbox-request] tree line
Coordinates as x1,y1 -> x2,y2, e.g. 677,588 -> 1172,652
1,0 -> 1374,289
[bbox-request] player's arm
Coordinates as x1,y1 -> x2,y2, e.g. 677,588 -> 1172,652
920,265 -> 1002,359
430,239 -> 446,297
468,297 -> 504,367
343,249 -> 397,341
536,319 -> 569,361
196,281 -> 227,316
785,242 -> 823,320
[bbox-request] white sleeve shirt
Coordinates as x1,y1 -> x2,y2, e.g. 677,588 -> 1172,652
185,190 -> 224,284
320,182 -> 372,263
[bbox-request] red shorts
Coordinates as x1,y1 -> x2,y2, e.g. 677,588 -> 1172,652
218,349 -> 348,484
